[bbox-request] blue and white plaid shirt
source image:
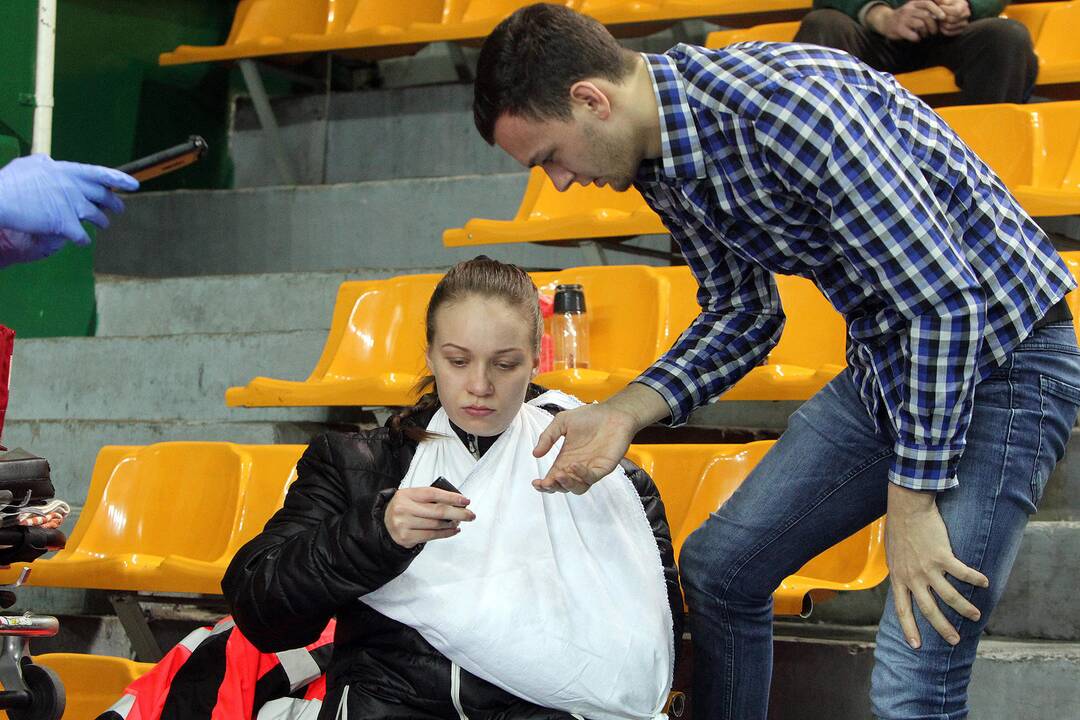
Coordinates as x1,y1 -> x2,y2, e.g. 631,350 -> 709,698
633,42 -> 1075,492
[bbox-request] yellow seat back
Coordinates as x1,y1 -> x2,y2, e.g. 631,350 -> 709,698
668,442 -> 774,557
942,104 -> 1040,189
642,442 -> 886,615
317,275 -> 441,388
771,274 -> 847,368
226,0 -> 331,45
533,266 -> 670,369
73,443 -> 248,563
232,446 -> 307,549
655,266 -> 847,368
27,653 -> 152,720
342,0 -> 443,33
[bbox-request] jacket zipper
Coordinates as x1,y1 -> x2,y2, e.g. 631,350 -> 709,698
450,662 -> 470,720
466,434 -> 479,459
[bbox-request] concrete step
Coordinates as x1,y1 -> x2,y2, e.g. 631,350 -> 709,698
808,521 -> 1080,641
99,175 -> 672,277
228,25 -> 708,187
94,267 -> 443,337
6,330 -> 337,423
232,81 -> 523,187
1042,428 -> 1080,521
760,622 -> 1080,720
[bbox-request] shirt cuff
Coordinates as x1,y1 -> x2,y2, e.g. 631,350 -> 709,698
859,1 -> 889,28
632,368 -> 697,427
888,439 -> 964,492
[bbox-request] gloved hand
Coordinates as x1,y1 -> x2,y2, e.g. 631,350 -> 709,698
0,154 -> 138,267
0,229 -> 69,268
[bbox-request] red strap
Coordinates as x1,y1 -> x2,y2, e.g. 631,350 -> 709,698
0,325 -> 14,443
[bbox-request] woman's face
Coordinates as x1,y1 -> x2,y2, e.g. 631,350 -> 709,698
427,294 -> 539,437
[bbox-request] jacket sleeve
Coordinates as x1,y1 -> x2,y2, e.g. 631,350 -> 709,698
969,0 -> 1006,20
620,459 -> 686,657
222,433 -> 421,652
811,0 -> 879,20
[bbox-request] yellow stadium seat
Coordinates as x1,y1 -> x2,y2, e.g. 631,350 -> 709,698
0,440 -> 884,618
705,1 -> 1080,99
443,167 -> 666,247
1061,251 -> 1080,337
577,0 -> 812,29
0,443 -> 305,594
161,1 -> 573,66
657,266 -> 847,401
8,654 -> 152,720
228,266 -> 678,406
160,0 -> 446,65
227,274 -> 442,408
405,1 -> 575,44
938,101 -> 1080,217
629,443 -> 888,616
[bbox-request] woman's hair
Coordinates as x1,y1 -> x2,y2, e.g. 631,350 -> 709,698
391,256 -> 542,441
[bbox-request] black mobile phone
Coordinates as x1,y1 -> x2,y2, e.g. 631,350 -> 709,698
430,476 -> 462,495
116,135 -> 208,183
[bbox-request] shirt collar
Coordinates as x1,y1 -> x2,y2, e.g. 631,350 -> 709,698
640,51 -> 708,182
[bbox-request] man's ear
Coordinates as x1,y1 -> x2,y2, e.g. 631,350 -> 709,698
569,80 -> 612,120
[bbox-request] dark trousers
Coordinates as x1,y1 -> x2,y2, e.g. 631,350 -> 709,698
793,9 -> 1038,104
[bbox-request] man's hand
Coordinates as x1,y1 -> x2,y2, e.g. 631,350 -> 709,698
934,0 -> 971,36
866,0 -> 947,41
885,483 -> 989,648
532,383 -> 670,495
0,154 -> 138,245
384,487 -> 475,549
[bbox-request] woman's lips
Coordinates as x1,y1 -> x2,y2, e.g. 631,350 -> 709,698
463,406 -> 495,417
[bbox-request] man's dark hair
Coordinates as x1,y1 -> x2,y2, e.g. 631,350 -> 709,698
473,3 -> 636,145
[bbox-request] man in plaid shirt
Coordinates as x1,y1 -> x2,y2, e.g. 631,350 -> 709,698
474,4 -> 1080,719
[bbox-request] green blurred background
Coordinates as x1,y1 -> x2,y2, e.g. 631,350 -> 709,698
0,0 -> 236,337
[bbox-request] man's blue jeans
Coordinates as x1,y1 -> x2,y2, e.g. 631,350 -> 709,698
679,321 -> 1080,720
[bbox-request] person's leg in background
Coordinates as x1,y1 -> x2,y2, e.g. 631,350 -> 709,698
920,18 -> 1038,104
871,323 -> 1080,719
794,9 -> 908,72
679,369 -> 893,720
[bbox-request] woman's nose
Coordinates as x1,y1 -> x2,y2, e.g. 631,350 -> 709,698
467,366 -> 493,396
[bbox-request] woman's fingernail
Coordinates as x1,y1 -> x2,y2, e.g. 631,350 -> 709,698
908,638 -> 920,649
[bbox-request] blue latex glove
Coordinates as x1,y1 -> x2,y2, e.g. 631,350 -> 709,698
0,154 -> 139,268
0,229 -> 69,268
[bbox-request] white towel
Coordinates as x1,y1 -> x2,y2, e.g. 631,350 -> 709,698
362,390 -> 673,719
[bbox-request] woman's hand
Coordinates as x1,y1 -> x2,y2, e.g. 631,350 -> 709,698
384,487 -> 475,549
885,483 -> 989,648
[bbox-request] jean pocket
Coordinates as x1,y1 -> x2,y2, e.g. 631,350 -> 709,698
1032,376 -> 1080,506
1040,376 -> 1080,406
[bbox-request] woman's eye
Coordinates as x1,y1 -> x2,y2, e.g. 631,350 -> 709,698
449,358 -> 467,367
497,363 -> 520,371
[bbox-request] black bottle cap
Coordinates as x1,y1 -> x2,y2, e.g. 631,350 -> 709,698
553,284 -> 586,314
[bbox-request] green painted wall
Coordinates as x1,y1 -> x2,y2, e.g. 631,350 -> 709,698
0,0 -> 237,337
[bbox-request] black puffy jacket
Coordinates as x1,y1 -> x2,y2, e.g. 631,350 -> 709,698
223,391 -> 683,719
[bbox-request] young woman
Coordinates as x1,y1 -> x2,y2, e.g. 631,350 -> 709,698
223,257 -> 683,720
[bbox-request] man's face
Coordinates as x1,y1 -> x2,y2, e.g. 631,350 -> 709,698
494,105 -> 642,193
